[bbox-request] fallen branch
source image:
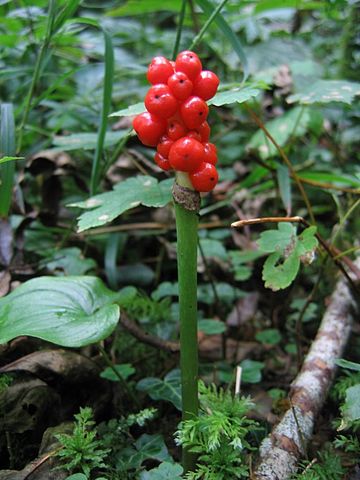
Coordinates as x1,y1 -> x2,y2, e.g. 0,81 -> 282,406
253,259 -> 360,480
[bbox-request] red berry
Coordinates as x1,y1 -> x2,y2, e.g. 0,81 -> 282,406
147,56 -> 174,84
190,162 -> 218,192
157,135 -> 173,158
197,121 -> 210,142
167,71 -> 193,100
168,137 -> 205,172
180,96 -> 209,129
175,50 -> 202,81
154,152 -> 172,171
203,142 -> 217,165
145,84 -> 178,119
187,130 -> 202,142
167,117 -> 188,141
193,70 -> 219,100
133,112 -> 166,147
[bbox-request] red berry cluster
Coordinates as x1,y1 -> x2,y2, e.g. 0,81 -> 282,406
133,51 -> 219,193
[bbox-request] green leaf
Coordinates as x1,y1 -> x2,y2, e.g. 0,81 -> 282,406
298,171 -> 360,188
108,0 -> 182,16
342,384 -> 360,423
0,103 -> 16,217
137,369 -> 182,411
254,0 -> 324,13
258,222 -> 296,253
41,247 -> 96,276
255,328 -> 282,345
247,107 -> 311,159
140,462 -> 183,480
65,474 -> 88,480
258,224 -> 318,291
262,251 -> 300,291
0,276 -> 120,347
198,319 -> 226,335
240,359 -> 264,384
110,102 -> 145,118
199,238 -> 227,260
65,475 -> 88,480
100,363 -> 136,382
209,86 -> 261,107
0,156 -> 23,165
287,80 -> 360,105
53,131 -> 129,151
336,359 -> 360,372
71,176 -> 173,232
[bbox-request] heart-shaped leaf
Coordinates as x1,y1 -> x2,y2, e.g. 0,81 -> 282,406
0,276 -> 120,347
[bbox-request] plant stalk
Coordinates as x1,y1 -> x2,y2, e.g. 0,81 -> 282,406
174,180 -> 200,473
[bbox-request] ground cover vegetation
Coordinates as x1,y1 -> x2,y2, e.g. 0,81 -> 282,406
0,0 -> 359,478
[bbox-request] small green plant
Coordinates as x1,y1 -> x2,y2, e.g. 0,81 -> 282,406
55,407 -> 110,477
175,381 -> 260,479
292,450 -> 345,480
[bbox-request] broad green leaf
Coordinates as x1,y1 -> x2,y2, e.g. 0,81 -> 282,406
53,131 -> 129,151
247,107 -> 311,159
336,359 -> 360,372
198,319 -> 226,335
100,363 -> 136,382
152,282 -> 179,301
262,250 -> 300,291
240,359 -> 264,384
110,102 -> 145,118
0,276 -> 120,347
257,222 -> 296,253
108,0 -> 182,16
277,164 -> 291,215
71,176 -> 173,232
137,369 -> 181,411
198,282 -> 245,305
287,80 -> 360,105
255,328 -> 282,345
140,462 -> 183,480
342,384 -> 360,423
209,86 -> 261,107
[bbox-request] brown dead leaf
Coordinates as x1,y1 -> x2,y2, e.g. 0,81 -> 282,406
0,219 -> 13,267
199,335 -> 259,362
227,292 -> 259,327
0,349 -> 101,385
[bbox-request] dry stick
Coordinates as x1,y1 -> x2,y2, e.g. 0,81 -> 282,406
253,257 -> 360,480
245,106 -> 316,225
231,216 -> 360,294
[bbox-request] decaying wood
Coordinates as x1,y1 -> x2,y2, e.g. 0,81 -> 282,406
253,262 -> 359,480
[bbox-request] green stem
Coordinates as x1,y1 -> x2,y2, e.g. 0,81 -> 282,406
189,0 -> 229,51
174,187 -> 199,473
172,0 -> 187,60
